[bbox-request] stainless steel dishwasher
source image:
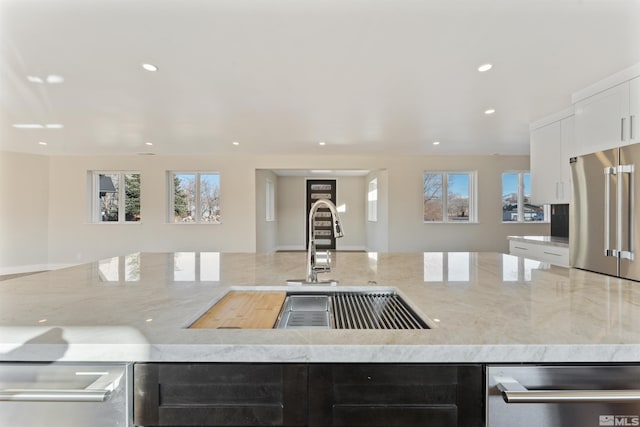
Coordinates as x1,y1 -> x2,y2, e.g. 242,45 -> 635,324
487,365 -> 640,427
0,362 -> 131,427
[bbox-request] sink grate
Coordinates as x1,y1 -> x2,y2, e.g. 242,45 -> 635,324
332,292 -> 428,330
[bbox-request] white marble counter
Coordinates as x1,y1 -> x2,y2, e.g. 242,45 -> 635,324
508,235 -> 569,248
1,252 -> 639,363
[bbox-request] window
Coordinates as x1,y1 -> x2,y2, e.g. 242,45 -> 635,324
266,179 -> 275,222
423,172 -> 476,223
169,172 -> 221,223
367,178 -> 378,222
501,172 -> 548,222
90,172 -> 141,223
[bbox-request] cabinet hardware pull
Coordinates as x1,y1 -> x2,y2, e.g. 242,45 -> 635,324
632,115 -> 635,140
0,389 -> 111,402
543,251 -> 562,256
514,246 -> 528,250
496,376 -> 640,403
622,117 -> 626,141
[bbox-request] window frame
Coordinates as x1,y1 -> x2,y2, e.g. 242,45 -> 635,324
423,171 -> 477,224
501,171 -> 549,223
168,171 -> 221,224
89,171 -> 141,224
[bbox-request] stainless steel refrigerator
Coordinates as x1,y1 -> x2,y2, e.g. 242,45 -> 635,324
570,144 -> 640,281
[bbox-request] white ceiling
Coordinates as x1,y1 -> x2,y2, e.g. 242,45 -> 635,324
1,0 -> 639,156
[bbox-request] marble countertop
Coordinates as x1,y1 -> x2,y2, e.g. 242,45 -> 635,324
1,251 -> 639,364
508,235 -> 569,248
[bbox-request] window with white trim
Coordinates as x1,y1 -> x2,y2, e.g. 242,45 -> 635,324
90,172 -> 141,223
169,172 -> 221,223
501,171 -> 548,222
423,171 -> 476,223
367,178 -> 378,222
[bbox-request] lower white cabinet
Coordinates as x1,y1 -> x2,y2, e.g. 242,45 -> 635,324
509,240 -> 569,267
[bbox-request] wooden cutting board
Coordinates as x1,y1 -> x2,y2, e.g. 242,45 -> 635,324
190,291 -> 287,329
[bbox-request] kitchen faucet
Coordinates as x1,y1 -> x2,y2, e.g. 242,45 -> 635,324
306,199 -> 344,283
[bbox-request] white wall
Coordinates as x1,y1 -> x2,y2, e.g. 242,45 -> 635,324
255,169 -> 278,253
0,151 -> 549,270
386,155 -> 546,252
275,175 -> 367,251
365,169 -> 389,252
46,155 -> 256,265
0,152 -> 50,273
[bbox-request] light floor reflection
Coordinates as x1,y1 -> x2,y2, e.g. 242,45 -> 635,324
173,252 -> 220,282
98,253 -> 141,282
501,254 -> 546,281
423,252 -> 472,283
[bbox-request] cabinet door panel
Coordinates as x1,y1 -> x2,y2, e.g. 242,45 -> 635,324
308,364 -> 482,427
530,120 -> 562,204
134,363 -> 307,427
630,76 -> 640,145
332,405 -> 457,427
574,82 -> 630,155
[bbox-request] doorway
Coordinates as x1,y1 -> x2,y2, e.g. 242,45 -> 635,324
306,179 -> 337,250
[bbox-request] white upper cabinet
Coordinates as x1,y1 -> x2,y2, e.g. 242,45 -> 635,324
560,116 -> 575,193
631,76 -> 639,145
572,64 -> 640,155
530,111 -> 574,205
574,81 -> 630,155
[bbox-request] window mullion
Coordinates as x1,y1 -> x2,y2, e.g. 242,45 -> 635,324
518,173 -> 524,222
195,173 -> 201,223
442,172 -> 448,223
119,173 -> 126,222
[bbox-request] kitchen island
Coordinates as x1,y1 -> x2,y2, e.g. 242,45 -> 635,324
1,251 -> 639,363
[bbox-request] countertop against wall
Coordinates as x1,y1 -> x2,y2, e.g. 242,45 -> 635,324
1,252 -> 639,363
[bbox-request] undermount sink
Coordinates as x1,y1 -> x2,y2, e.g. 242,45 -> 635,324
275,291 -> 429,330
188,286 -> 432,330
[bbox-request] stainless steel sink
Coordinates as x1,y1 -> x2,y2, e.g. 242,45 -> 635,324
274,291 -> 429,330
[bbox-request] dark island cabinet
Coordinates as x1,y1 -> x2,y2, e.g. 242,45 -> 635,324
133,363 -> 308,427
308,364 -> 483,427
133,363 -> 483,427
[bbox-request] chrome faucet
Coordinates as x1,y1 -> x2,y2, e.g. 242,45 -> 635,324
306,199 -> 344,283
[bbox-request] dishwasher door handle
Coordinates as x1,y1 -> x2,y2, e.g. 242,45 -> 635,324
0,370 -> 123,403
495,376 -> 640,403
0,389 -> 111,402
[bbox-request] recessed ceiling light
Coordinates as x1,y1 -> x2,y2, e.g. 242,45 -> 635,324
478,63 -> 493,72
46,74 -> 65,84
27,76 -> 44,84
13,123 -> 43,129
484,109 -> 496,115
232,141 -> 240,146
45,124 -> 64,129
142,63 -> 158,72
319,141 -> 326,146
433,141 -> 440,145
38,141 -> 47,146
145,142 -> 153,146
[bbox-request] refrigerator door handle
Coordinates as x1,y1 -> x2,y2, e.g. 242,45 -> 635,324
605,166 -> 618,257
619,164 -> 634,260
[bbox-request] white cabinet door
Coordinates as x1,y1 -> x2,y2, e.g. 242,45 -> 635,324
630,76 -> 640,145
530,120 -> 562,204
574,81 -> 630,155
558,115 -> 574,204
